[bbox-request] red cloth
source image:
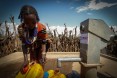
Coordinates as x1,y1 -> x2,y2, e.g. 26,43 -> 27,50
30,22 -> 47,63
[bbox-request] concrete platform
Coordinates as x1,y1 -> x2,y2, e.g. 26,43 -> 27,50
0,52 -> 80,78
0,52 -> 117,78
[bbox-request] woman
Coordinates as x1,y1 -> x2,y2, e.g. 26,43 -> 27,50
18,5 -> 47,68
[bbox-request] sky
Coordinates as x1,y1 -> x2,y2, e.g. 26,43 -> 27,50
0,0 -> 117,35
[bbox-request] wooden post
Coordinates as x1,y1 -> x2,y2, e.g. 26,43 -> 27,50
10,16 -> 18,51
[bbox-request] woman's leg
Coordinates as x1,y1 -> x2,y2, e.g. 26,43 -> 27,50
34,46 -> 42,63
30,47 -> 36,62
22,45 -> 28,66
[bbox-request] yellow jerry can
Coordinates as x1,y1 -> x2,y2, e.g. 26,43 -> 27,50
16,62 -> 44,78
44,70 -> 66,78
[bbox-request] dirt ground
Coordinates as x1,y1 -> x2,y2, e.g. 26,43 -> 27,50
0,52 -> 117,78
0,58 -> 23,78
0,58 -> 74,78
0,52 -> 78,78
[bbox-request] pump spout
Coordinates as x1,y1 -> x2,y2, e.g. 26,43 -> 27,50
57,57 -> 81,68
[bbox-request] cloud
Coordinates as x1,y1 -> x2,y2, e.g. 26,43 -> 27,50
76,0 -> 117,13
70,6 -> 74,9
0,23 -> 80,37
0,22 -> 18,35
87,13 -> 92,15
46,25 -> 80,36
110,26 -> 117,33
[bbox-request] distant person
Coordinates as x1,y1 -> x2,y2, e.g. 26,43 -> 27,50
17,5 -> 47,68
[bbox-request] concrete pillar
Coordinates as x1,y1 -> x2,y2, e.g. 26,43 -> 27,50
80,19 -> 115,78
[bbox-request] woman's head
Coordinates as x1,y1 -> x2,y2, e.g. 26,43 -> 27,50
18,5 -> 39,22
18,5 -> 39,29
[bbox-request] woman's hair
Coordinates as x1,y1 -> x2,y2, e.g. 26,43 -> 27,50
18,5 -> 40,22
